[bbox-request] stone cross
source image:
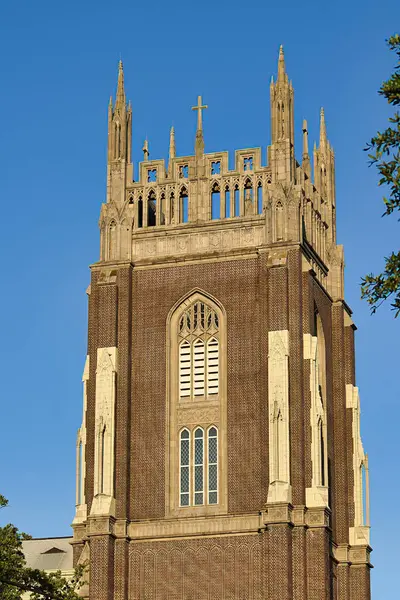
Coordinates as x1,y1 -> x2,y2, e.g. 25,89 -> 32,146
192,95 -> 208,131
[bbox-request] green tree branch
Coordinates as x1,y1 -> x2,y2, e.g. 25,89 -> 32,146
0,494 -> 83,600
362,33 -> 400,316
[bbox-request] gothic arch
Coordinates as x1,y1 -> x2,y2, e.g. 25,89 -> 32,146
166,289 -> 227,517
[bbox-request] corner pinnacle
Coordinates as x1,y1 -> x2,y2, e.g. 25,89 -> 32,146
169,126 -> 176,161
319,107 -> 327,150
115,59 -> 125,108
278,45 -> 286,82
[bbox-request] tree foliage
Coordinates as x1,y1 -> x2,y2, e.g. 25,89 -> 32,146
0,495 -> 83,600
361,34 -> 400,316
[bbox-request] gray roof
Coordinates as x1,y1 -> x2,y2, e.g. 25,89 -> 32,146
22,537 -> 73,572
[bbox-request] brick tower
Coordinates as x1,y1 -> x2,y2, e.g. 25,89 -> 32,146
71,49 -> 372,599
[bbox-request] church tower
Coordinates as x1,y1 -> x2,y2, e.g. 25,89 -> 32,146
71,50 -> 372,599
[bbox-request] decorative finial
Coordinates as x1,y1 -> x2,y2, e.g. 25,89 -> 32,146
302,119 -> 311,175
142,138 -> 149,162
302,119 -> 309,156
169,126 -> 176,160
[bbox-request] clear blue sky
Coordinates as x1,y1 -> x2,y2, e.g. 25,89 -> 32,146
0,1 -> 398,597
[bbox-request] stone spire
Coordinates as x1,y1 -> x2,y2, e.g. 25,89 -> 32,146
319,107 -> 327,153
192,95 -> 208,158
106,60 -> 133,203
277,44 -> 286,83
115,60 -> 125,109
270,46 -> 295,181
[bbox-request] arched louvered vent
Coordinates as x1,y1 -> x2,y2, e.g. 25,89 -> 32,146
178,301 -> 220,400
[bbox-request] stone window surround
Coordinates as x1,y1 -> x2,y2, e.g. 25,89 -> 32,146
166,289 -> 227,518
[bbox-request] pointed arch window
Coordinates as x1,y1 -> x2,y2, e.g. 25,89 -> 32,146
180,187 -> 189,223
148,190 -> 156,226
211,182 -> 221,220
257,182 -> 263,214
225,186 -> 231,218
170,293 -> 226,514
244,178 -> 253,216
178,301 -> 220,401
114,122 -> 121,159
234,185 -> 240,217
138,197 -> 143,228
160,193 -> 165,225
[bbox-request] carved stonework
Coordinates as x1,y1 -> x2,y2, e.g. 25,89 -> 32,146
90,348 -> 117,517
73,356 -> 89,525
347,384 -> 370,546
88,516 -> 114,535
304,334 -> 329,508
127,513 -> 260,540
132,223 -> 264,263
177,406 -> 219,426
264,503 -> 293,524
267,330 -> 291,504
306,508 -> 330,528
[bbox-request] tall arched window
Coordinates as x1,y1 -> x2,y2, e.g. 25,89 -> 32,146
169,292 -> 227,515
114,123 -> 121,159
178,301 -> 219,401
180,187 -> 188,223
138,197 -> 143,228
244,178 -> 253,216
225,186 -> 231,218
211,182 -> 221,220
257,182 -> 263,214
160,193 -> 165,225
234,185 -> 240,217
148,190 -> 156,226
